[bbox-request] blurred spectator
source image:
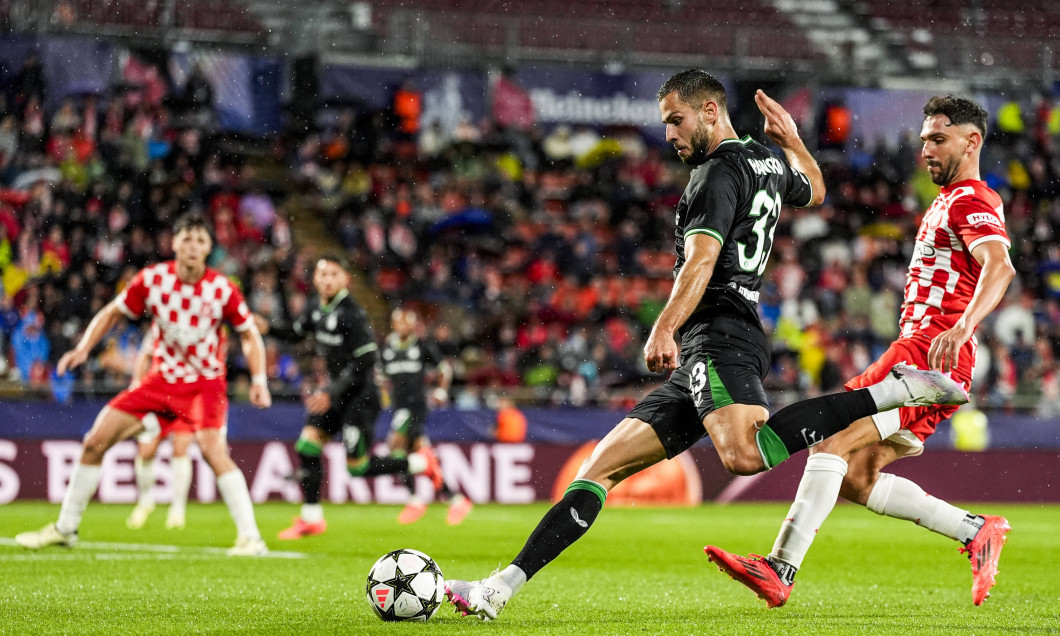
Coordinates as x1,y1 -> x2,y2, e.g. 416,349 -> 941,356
493,396 -> 527,443
12,310 -> 49,384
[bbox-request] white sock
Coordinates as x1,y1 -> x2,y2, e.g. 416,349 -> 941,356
770,453 -> 848,570
134,457 -> 155,506
866,374 -> 908,411
866,473 -> 970,541
499,564 -> 527,595
301,503 -> 324,523
56,463 -> 102,535
216,469 -> 261,541
407,453 -> 427,474
169,456 -> 192,518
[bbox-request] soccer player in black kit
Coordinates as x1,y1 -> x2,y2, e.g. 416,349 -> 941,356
444,69 -> 968,620
382,307 -> 473,526
257,255 -> 442,540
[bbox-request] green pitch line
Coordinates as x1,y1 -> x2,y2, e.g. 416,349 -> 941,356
1,501 -> 1058,634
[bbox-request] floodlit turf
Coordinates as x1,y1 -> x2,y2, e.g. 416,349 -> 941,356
1,501 -> 1058,634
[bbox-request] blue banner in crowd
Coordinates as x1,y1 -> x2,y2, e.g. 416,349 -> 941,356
821,87 -> 1010,151
512,67 -> 735,137
170,51 -> 283,135
320,66 -> 487,136
42,37 -> 115,111
0,36 -> 115,112
514,67 -> 669,129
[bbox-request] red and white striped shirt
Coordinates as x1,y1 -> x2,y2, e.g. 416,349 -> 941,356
900,179 -> 1009,340
116,261 -> 253,383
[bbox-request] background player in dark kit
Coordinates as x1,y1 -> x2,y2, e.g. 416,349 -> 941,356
256,255 -> 442,540
382,307 -> 473,525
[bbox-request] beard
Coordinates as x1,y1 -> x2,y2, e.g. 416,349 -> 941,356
679,123 -> 712,165
928,155 -> 961,185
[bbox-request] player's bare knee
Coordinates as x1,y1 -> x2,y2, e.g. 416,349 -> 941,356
840,466 -> 878,505
812,436 -> 851,459
80,435 -> 106,464
715,440 -> 764,476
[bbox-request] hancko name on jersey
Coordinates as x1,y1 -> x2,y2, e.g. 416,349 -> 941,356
747,157 -> 784,176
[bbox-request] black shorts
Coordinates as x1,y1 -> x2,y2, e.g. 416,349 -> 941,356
389,401 -> 429,441
628,315 -> 770,459
307,385 -> 381,459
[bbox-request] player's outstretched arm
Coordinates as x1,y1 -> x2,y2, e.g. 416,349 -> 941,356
644,233 -> 721,373
239,325 -> 272,408
754,89 -> 825,206
928,241 -> 1015,372
57,299 -> 126,375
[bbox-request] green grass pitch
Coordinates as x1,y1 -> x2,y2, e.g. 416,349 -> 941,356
2,501 -> 1058,634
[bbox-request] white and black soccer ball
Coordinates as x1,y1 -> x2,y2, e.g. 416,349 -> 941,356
366,548 -> 445,622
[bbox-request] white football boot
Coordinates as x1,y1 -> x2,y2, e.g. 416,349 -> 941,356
165,509 -> 186,530
888,363 -> 969,407
15,523 -> 78,549
226,536 -> 268,556
126,501 -> 155,529
445,572 -> 512,621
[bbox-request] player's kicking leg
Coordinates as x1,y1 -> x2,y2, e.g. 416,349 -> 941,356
751,363 -> 968,470
18,407 -> 143,549
446,417 -> 665,621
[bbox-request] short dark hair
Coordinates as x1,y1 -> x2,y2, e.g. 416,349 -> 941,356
172,211 -> 214,238
317,253 -> 350,272
657,69 -> 728,111
923,95 -> 988,135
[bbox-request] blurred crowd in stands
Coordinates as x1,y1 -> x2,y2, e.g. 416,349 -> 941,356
1,53 -> 1058,416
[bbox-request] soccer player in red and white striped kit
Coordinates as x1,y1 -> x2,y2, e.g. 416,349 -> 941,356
16,212 -> 271,556
708,95 -> 1015,607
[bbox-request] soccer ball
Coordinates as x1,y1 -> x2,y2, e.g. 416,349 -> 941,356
366,548 -> 445,621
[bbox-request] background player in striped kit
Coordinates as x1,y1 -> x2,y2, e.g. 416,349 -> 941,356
16,212 -> 271,556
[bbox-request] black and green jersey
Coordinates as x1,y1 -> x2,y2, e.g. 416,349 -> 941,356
270,288 -> 378,402
381,334 -> 442,409
674,135 -> 813,319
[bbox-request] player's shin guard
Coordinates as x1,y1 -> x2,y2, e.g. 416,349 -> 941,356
755,390 -> 877,469
134,457 -> 155,506
867,473 -> 972,540
217,469 -> 262,541
511,479 -> 606,580
769,453 -> 847,575
57,463 -> 102,535
347,456 -> 410,477
169,456 -> 192,520
297,451 -> 324,505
